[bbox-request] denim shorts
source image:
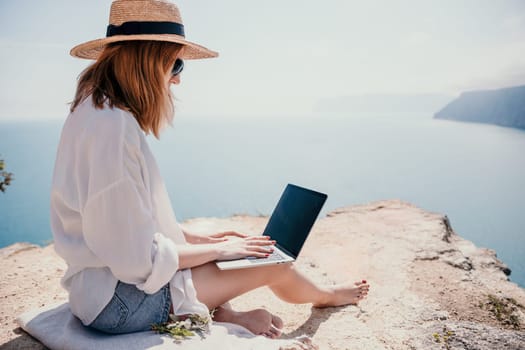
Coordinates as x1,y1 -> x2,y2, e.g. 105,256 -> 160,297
87,281 -> 172,334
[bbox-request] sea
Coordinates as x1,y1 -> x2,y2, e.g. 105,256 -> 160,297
1,114 -> 524,287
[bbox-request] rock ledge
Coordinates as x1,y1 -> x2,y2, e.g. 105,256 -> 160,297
1,200 -> 524,349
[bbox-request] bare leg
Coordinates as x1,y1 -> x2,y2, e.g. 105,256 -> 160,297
191,262 -> 369,311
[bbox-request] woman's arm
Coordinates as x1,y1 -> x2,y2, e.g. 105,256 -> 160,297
177,236 -> 275,270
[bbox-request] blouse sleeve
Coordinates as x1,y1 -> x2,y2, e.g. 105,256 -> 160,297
80,115 -> 179,294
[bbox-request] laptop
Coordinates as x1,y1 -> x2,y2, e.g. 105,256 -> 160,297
216,183 -> 328,270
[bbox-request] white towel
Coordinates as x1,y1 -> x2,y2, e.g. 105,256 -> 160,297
16,303 -> 316,350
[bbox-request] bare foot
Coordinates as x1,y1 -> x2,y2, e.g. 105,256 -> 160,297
213,306 -> 283,338
314,280 -> 370,307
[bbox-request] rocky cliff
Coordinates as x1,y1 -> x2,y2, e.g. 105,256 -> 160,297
1,200 -> 524,349
434,85 -> 525,129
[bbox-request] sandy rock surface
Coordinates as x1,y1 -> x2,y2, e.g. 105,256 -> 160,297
1,244 -> 67,349
1,200 -> 524,349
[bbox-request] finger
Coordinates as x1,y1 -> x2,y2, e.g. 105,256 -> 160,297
244,250 -> 271,258
246,246 -> 273,255
245,235 -> 271,241
221,231 -> 248,238
247,246 -> 274,254
246,239 -> 276,246
211,232 -> 238,239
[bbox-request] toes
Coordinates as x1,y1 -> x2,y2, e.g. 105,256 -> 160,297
358,282 -> 370,290
270,315 -> 283,338
263,326 -> 280,339
271,314 -> 284,330
270,324 -> 282,338
358,290 -> 369,299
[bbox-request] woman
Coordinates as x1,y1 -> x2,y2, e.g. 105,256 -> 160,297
51,0 -> 369,339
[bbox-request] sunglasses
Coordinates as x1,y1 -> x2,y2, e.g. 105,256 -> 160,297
172,58 -> 184,77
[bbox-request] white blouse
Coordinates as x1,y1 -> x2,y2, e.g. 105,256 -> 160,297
50,97 -> 208,325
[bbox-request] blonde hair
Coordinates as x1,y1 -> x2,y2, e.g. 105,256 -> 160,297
71,41 -> 183,139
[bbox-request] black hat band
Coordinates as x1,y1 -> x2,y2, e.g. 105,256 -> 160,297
106,21 -> 185,38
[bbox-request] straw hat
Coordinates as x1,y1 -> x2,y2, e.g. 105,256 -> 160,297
70,0 -> 218,60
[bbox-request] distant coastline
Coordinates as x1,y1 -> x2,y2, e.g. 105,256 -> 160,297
314,93 -> 453,116
434,85 -> 525,130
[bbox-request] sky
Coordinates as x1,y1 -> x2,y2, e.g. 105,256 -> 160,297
0,0 -> 524,121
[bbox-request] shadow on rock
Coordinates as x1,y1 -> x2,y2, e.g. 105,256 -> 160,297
0,327 -> 47,350
281,307 -> 332,339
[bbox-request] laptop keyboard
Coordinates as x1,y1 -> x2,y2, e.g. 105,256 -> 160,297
247,251 -> 286,263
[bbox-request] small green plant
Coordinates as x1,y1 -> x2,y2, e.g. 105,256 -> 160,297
0,156 -> 14,193
482,294 -> 523,329
151,312 -> 212,340
432,326 -> 455,349
432,332 -> 440,342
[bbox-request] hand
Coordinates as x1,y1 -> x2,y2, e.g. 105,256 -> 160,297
184,230 -> 249,244
215,236 -> 276,261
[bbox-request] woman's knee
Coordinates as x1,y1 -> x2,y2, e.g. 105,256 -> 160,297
257,262 -> 294,283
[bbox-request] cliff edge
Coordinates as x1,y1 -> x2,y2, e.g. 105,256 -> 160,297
1,200 -> 524,349
434,85 -> 525,129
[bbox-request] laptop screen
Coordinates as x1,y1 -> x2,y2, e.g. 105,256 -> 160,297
263,184 -> 327,258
